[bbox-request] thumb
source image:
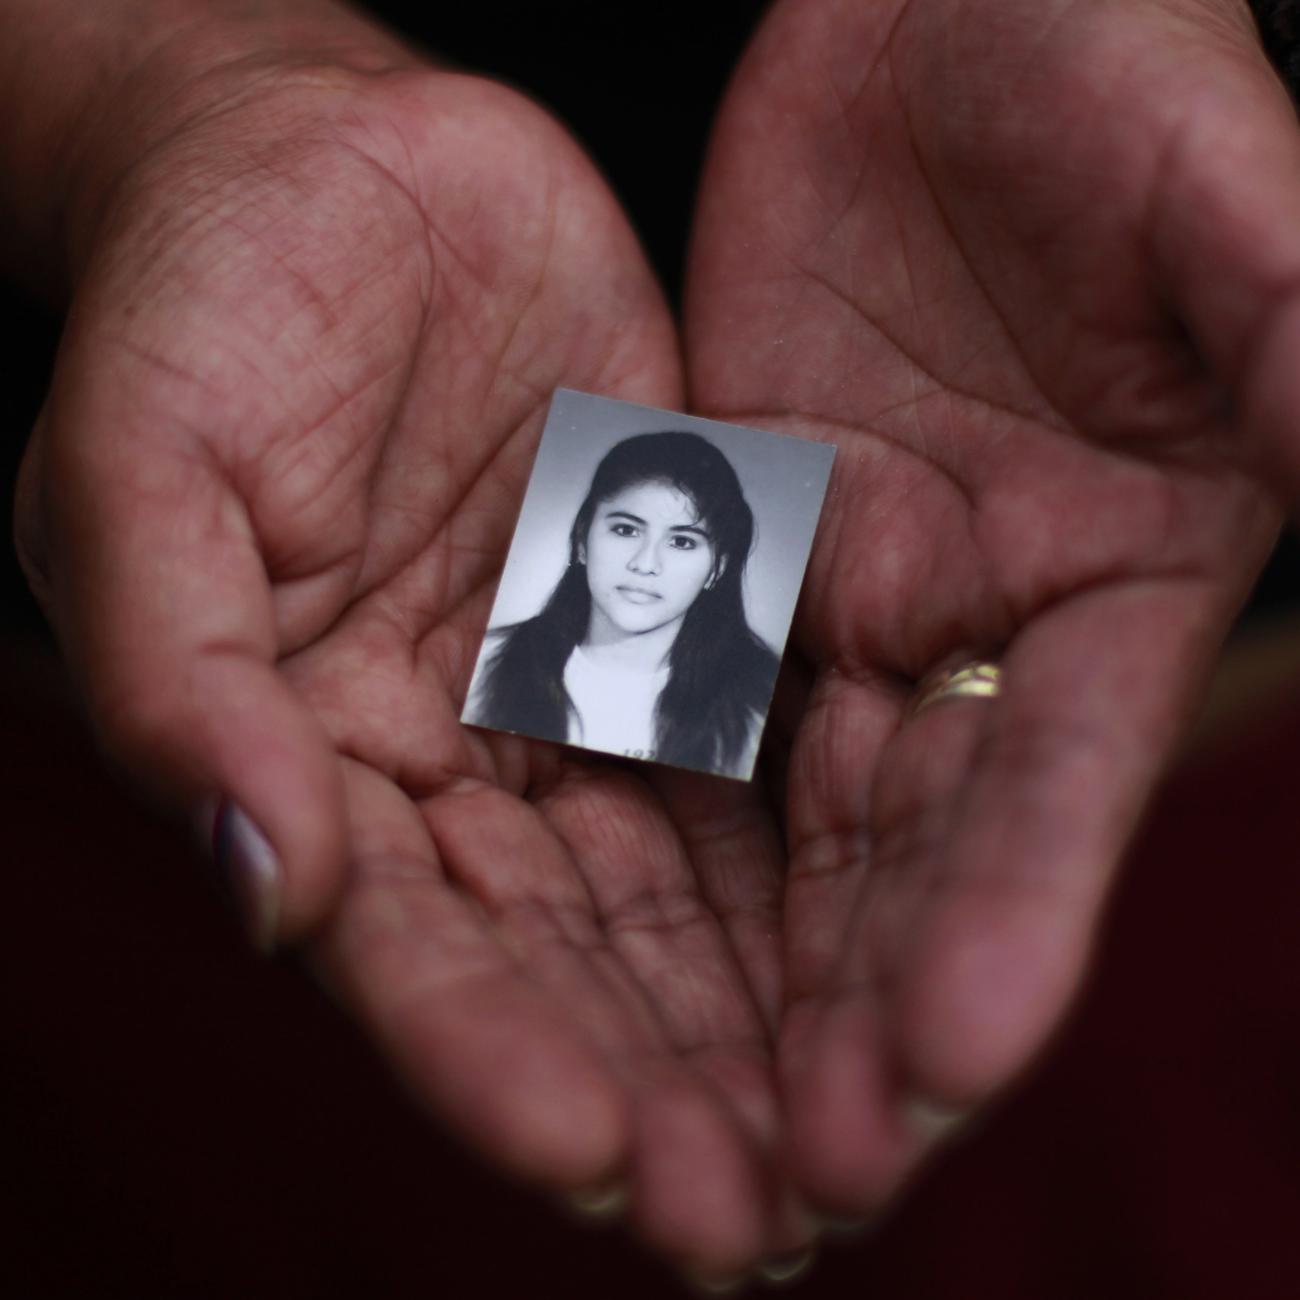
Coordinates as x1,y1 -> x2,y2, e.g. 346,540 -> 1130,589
1150,34 -> 1300,494
20,357 -> 348,948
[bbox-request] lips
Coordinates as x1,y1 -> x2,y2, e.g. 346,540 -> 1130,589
616,585 -> 662,604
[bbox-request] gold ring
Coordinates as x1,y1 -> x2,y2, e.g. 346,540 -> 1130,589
909,661 -> 1002,717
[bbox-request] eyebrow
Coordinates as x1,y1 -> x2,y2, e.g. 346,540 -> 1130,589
603,509 -> 710,538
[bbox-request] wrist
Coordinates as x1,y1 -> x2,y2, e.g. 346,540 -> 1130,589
0,1 -> 413,295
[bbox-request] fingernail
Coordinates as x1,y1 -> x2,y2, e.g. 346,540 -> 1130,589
817,1215 -> 869,1239
684,1271 -> 750,1297
564,1180 -> 628,1223
757,1249 -> 816,1286
903,1096 -> 970,1146
211,801 -> 281,952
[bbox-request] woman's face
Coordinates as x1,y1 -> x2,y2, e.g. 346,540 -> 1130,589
583,480 -> 716,639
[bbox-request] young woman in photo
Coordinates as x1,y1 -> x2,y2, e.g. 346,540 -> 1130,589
469,431 -> 779,777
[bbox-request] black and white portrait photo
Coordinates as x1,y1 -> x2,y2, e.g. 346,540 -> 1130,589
461,389 -> 835,780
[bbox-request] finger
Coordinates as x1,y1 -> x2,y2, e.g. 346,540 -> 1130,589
1146,42 -> 1300,491
783,583 -> 1232,1215
779,666 -> 920,1211
647,765 -> 787,1034
623,767 -> 821,1258
427,769 -> 784,1270
778,661 -> 1015,1215
534,769 -> 786,1152
29,366 -> 347,945
313,761 -> 629,1190
880,582 -> 1229,1106
627,1066 -> 775,1277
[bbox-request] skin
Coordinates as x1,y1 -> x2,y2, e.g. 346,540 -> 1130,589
582,481 -> 716,658
5,0 -> 800,1278
686,0 -> 1296,1215
6,0 -> 1300,1280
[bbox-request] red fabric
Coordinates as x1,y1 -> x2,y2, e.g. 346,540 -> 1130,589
4,640 -> 1298,1298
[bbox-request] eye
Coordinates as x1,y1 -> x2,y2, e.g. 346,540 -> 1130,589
609,522 -> 638,538
669,534 -> 700,550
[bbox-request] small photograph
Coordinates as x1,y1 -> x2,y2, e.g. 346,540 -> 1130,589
461,389 -> 835,780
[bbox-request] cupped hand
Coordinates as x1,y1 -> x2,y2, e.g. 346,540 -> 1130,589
15,31 -> 806,1275
686,0 -> 1295,1215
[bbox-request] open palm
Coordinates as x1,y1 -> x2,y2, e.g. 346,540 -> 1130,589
19,53 -> 806,1273
686,0 -> 1294,1214
22,0 -> 1300,1276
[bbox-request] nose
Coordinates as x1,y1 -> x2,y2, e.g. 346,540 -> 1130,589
627,537 -> 661,575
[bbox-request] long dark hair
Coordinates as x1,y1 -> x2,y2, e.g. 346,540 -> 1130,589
478,431 -> 778,773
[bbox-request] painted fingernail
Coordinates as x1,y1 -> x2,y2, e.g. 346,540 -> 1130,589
757,1249 -> 816,1286
211,801 -> 281,952
564,1180 -> 628,1222
903,1096 -> 970,1146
